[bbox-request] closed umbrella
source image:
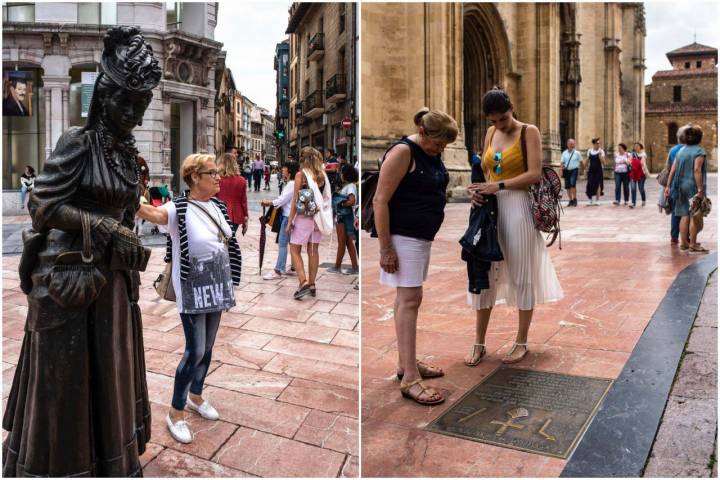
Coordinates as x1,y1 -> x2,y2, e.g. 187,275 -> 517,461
259,206 -> 268,270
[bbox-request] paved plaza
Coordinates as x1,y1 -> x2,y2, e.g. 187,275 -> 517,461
2,180 -> 359,477
361,175 -> 717,477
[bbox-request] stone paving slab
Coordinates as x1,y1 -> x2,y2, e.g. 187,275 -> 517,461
1,185 -> 359,478
644,270 -> 718,478
361,175 -> 716,477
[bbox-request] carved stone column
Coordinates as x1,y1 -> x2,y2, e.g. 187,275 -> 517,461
535,3 -> 562,165
44,87 -> 52,159
42,75 -> 71,152
61,87 -> 69,131
603,4 -> 622,150
424,3 -> 468,200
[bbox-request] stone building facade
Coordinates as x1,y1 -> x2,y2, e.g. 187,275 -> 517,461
286,2 -> 358,162
262,112 -> 276,163
361,2 -> 646,198
274,40 -> 290,163
2,2 -> 222,206
645,42 -> 717,172
214,51 -> 238,156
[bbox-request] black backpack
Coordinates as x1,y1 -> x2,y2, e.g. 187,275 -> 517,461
360,139 -> 414,234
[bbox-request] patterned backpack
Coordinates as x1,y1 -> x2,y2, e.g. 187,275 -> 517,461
519,125 -> 563,248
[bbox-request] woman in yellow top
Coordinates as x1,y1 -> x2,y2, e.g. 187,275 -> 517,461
465,87 -> 564,365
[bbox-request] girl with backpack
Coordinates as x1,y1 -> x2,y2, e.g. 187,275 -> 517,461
373,108 -> 458,406
466,87 -> 564,366
287,147 -> 333,299
629,142 -> 650,208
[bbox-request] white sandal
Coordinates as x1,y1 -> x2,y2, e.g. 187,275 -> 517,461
502,342 -> 528,364
464,343 -> 486,367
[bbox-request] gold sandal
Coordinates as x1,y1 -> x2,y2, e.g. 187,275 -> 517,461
400,379 -> 445,405
502,342 -> 528,364
397,360 -> 445,380
464,344 -> 486,367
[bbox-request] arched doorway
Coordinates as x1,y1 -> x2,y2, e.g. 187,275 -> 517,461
463,4 -> 511,163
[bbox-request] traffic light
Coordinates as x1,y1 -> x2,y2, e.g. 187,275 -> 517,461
275,129 -> 286,141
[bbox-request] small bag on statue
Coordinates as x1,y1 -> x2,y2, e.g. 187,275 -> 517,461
46,210 -> 107,308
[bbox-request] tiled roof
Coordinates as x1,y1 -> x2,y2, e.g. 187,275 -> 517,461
652,68 -> 718,80
667,42 -> 718,56
646,102 -> 717,114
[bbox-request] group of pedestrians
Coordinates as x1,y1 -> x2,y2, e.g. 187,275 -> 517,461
663,124 -> 710,254
560,138 -> 650,208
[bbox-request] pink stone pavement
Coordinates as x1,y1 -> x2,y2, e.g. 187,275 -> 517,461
361,176 -> 717,477
2,222 -> 358,477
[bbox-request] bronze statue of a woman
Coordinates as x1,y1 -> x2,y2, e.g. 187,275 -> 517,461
3,26 -> 161,477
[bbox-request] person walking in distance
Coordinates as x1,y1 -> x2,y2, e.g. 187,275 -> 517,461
560,138 -> 581,207
613,143 -> 631,206
666,125 -> 689,244
252,157 -> 264,192
261,161 -> 300,279
584,138 -> 605,206
628,142 -> 650,208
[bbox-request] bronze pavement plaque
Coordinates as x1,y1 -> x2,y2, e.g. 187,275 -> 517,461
426,367 -> 613,458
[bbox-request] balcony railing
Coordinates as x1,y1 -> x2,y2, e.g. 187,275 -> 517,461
325,74 -> 346,104
304,90 -> 324,119
308,32 -> 324,61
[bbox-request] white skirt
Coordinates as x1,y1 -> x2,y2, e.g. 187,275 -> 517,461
379,234 -> 432,288
469,189 -> 564,310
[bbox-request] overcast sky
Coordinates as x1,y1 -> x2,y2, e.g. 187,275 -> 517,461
644,0 -> 719,84
214,1 -> 719,110
214,1 -> 290,114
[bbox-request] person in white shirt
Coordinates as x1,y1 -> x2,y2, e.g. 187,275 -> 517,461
261,161 -> 300,279
327,164 -> 359,274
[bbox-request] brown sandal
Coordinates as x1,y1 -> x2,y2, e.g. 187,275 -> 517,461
396,360 -> 445,380
400,379 -> 445,405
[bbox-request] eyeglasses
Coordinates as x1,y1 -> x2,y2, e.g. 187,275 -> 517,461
198,170 -> 220,178
493,152 -> 502,175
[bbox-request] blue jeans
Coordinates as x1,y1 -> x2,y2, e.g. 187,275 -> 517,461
171,310 -> 222,410
630,177 -> 646,205
19,185 -> 28,206
614,172 -> 629,202
669,198 -> 681,241
274,215 -> 290,273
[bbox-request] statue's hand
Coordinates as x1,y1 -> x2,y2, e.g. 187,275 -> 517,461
92,216 -> 120,251
113,225 -> 147,270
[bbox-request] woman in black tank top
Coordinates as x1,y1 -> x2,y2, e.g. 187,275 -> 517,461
373,108 -> 457,405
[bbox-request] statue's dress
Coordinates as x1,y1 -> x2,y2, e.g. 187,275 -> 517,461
2,126 -> 150,477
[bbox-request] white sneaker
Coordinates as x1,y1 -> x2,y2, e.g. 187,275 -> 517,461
262,270 -> 282,280
187,397 -> 220,421
165,414 -> 192,444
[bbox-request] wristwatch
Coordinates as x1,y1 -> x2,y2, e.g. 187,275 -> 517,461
498,182 -> 506,190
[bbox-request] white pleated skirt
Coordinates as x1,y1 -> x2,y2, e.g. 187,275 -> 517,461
468,189 -> 564,310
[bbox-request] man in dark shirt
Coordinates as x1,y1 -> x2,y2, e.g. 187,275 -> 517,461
3,77 -> 29,116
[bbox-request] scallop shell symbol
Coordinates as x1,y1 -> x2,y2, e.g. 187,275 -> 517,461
506,407 -> 529,420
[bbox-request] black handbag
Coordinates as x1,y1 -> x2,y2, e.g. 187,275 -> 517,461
46,210 -> 107,309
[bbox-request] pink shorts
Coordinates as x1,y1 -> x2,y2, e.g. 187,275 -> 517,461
290,215 -> 323,245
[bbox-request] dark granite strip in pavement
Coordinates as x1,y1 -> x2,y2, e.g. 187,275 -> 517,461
561,253 -> 718,478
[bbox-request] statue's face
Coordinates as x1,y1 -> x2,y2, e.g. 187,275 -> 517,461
101,88 -> 151,136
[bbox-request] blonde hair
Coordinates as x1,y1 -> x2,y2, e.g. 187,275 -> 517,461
414,107 -> 459,144
217,152 -> 239,177
299,147 -> 325,186
181,153 -> 215,188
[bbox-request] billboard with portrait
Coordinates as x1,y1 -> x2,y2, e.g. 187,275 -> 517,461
3,71 -> 33,116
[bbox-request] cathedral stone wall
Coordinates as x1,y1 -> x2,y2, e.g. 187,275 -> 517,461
362,2 -> 645,199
